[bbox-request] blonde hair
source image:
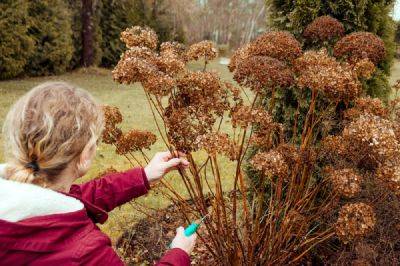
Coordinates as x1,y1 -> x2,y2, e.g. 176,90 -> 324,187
2,82 -> 104,186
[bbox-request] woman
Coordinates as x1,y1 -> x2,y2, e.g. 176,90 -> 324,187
0,82 -> 196,265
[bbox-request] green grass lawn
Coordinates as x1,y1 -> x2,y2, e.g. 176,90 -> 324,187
1,59 -> 400,242
0,60 -> 236,242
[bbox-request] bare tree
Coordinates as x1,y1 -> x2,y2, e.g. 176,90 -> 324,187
167,0 -> 266,48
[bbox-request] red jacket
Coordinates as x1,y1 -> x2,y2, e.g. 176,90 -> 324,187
0,168 -> 190,266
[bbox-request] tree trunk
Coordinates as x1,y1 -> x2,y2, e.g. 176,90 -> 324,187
81,0 -> 94,67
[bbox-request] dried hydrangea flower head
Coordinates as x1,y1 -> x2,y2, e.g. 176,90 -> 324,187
121,26 -> 158,50
344,97 -> 388,120
231,105 -> 273,129
334,32 -> 386,65
250,150 -> 289,179
342,114 -> 400,164
353,58 -> 376,79
164,107 -> 210,152
116,129 -> 157,155
102,126 -> 123,145
158,42 -> 186,76
196,133 -> 238,160
376,158 -> 400,192
160,42 -> 186,59
327,168 -> 363,198
335,203 -> 376,243
103,105 -> 123,126
320,135 -> 349,159
248,31 -> 302,63
228,44 -> 251,72
102,105 -> 123,145
186,40 -> 218,61
142,73 -> 175,97
233,56 -> 294,94
112,47 -> 158,85
174,71 -> 229,116
294,49 -> 362,102
164,71 -> 229,152
303,16 -> 345,42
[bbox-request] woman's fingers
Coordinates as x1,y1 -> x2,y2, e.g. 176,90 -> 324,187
164,158 -> 189,170
157,150 -> 188,162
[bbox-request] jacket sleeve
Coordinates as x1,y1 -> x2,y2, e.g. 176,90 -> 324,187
69,168 -> 150,212
156,248 -> 191,266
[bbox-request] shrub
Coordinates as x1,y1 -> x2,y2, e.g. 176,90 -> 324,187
0,0 -> 34,80
102,25 -> 400,264
266,0 -> 396,101
25,0 -> 74,76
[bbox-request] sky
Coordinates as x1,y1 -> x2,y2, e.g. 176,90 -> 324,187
394,0 -> 400,21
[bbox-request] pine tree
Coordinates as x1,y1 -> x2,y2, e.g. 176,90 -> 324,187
99,0 -> 147,68
25,0 -> 74,76
0,0 -> 34,79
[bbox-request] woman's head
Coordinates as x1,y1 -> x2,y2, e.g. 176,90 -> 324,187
2,82 -> 104,187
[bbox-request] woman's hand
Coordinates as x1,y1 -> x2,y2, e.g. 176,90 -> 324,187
144,151 -> 189,184
170,226 -> 197,255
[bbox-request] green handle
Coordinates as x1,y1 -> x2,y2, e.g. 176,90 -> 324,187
184,222 -> 200,237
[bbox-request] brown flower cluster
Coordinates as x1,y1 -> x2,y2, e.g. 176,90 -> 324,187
186,41 -> 218,61
303,16 -> 345,42
376,159 -> 400,192
231,105 -> 273,129
334,32 -> 386,65
103,105 -> 123,126
101,105 -> 157,154
320,135 -> 348,160
158,42 -> 186,76
233,56 -> 294,93
294,50 -> 362,102
121,26 -> 158,50
353,59 -> 376,79
228,44 -> 251,72
114,27 -> 189,97
116,129 -> 157,155
247,31 -> 302,63
327,168 -> 363,198
344,97 -> 388,120
164,71 -> 229,152
196,133 -> 238,160
336,203 -> 376,243
250,150 -> 288,179
102,106 -> 123,144
342,114 -> 400,164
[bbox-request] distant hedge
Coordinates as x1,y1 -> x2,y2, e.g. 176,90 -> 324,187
0,0 -> 184,80
0,0 -> 34,79
25,0 -> 74,76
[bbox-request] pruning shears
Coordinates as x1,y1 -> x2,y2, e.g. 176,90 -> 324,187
169,214 -> 209,248
183,214 -> 209,237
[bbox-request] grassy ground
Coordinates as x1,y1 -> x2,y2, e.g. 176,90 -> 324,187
1,59 -> 400,242
0,60 -> 235,242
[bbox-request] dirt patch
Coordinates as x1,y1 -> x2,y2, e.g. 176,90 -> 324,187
116,202 -> 216,265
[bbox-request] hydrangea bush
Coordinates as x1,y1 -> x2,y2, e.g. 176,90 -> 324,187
105,17 -> 400,264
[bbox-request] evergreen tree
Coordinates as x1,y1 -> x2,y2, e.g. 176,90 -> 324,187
0,0 -> 34,80
25,0 -> 74,76
99,0 -> 147,68
266,0 -> 396,100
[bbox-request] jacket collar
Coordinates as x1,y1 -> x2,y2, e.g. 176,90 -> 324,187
0,178 -> 84,222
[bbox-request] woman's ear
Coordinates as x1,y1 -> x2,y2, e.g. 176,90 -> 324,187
77,142 -> 97,177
